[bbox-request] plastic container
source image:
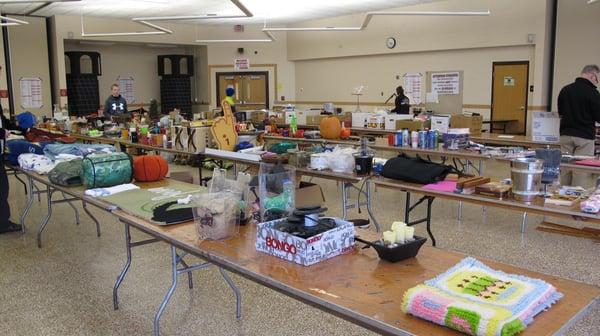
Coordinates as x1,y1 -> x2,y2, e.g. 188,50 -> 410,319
259,163 -> 296,221
192,192 -> 241,240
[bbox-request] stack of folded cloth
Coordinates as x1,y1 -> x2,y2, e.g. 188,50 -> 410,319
402,257 -> 562,336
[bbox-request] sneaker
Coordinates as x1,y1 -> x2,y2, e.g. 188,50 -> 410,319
0,221 -> 22,234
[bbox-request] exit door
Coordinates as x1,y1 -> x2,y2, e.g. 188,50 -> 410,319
491,62 -> 529,134
216,72 -> 269,110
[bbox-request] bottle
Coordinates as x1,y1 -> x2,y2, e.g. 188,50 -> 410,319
290,113 -> 297,136
411,131 -> 418,148
53,104 -> 59,116
282,179 -> 295,213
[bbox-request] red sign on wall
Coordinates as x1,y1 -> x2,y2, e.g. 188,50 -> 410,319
0,90 -> 8,98
60,89 -> 68,97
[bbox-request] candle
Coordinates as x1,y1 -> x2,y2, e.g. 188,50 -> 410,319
395,228 -> 406,244
405,227 -> 415,241
383,231 -> 396,245
391,221 -> 407,232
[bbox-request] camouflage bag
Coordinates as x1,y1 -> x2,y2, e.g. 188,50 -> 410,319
49,159 -> 84,187
81,152 -> 133,188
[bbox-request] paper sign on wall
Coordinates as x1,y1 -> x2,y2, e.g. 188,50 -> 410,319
504,76 -> 515,86
403,73 -> 423,105
117,75 -> 135,104
234,58 -> 250,70
19,77 -> 43,109
431,72 -> 460,95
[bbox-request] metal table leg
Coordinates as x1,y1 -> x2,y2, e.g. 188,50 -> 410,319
62,192 -> 80,225
82,201 -> 101,237
403,191 -> 437,246
219,267 -> 242,319
20,175 -> 34,233
364,181 -> 381,232
154,246 -> 180,336
37,186 -> 55,248
521,212 -> 528,233
341,182 -> 348,220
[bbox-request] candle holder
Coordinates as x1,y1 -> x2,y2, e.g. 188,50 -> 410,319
355,236 -> 427,262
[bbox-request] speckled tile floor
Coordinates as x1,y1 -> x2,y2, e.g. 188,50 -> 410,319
1,161 -> 599,336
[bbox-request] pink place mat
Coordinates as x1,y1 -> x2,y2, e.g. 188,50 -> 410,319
422,180 -> 457,192
574,159 -> 600,167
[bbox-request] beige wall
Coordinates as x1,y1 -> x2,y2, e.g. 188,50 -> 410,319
286,0 -> 552,128
50,15 -> 294,111
64,41 -> 186,108
7,16 -> 52,118
553,0 -> 600,111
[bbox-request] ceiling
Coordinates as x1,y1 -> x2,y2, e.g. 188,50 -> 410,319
0,0 -> 444,25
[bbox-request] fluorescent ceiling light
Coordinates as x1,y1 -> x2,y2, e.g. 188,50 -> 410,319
588,0 -> 598,4
0,14 -> 29,26
80,17 -> 173,37
0,0 -> 79,2
0,0 -> 81,26
263,10 -> 491,32
196,31 -> 275,43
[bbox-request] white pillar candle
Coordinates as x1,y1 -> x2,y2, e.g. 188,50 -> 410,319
383,231 -> 396,245
405,227 -> 415,241
395,227 -> 406,244
391,221 -> 407,232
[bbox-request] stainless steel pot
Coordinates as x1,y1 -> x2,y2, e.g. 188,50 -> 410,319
510,158 -> 544,203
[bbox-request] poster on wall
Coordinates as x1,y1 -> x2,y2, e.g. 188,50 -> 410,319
234,58 -> 250,70
117,75 -> 135,104
431,72 -> 460,95
19,77 -> 43,109
402,73 -> 423,105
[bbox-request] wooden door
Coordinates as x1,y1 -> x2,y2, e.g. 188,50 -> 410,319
216,72 -> 268,110
491,62 -> 529,134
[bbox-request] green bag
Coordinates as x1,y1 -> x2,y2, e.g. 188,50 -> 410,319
48,159 -> 84,187
81,152 -> 133,188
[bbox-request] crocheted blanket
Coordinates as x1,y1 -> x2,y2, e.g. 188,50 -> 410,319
402,257 -> 562,336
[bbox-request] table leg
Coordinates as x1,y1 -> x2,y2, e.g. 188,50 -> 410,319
20,175 -> 34,234
62,192 -> 80,225
457,202 -> 463,222
154,245 -> 179,336
425,197 -> 436,247
82,201 -> 101,237
521,212 -> 528,233
218,267 -> 242,319
365,181 -> 381,232
341,182 -> 348,220
37,186 -> 55,248
404,192 -> 411,223
113,223 -> 132,310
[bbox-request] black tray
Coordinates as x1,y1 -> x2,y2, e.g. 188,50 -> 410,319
355,236 -> 427,262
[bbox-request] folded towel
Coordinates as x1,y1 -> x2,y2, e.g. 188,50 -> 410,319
402,257 -> 562,336
84,183 -> 140,197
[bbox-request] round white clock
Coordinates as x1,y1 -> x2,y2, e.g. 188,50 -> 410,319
386,37 -> 396,49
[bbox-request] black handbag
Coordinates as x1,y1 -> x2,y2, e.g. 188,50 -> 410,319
381,153 -> 459,184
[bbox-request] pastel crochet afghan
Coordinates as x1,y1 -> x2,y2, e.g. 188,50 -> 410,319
401,257 -> 562,336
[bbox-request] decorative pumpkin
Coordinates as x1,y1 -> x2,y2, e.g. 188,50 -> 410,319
340,127 -> 351,140
319,116 -> 342,139
133,155 -> 169,182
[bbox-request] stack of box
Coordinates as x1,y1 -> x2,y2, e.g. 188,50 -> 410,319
450,115 -> 483,135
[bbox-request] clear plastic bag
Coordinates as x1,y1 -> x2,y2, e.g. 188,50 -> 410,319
192,191 -> 241,240
209,168 -> 252,223
258,163 -> 296,222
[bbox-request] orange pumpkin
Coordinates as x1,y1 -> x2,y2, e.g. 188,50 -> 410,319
340,127 -> 351,139
320,116 -> 342,139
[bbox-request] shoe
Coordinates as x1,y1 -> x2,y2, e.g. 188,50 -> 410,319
0,221 -> 22,234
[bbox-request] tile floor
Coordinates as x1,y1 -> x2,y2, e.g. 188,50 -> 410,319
1,161 -> 599,336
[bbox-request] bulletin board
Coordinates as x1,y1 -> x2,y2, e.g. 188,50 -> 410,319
425,70 -> 464,115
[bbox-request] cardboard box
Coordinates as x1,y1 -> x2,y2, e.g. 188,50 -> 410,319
531,112 -> 560,142
430,115 -> 451,133
450,115 -> 483,135
351,112 -> 374,128
255,217 -> 355,266
395,119 -> 431,132
385,114 -> 413,130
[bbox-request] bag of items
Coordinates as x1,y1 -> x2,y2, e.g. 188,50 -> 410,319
81,152 -> 133,188
192,192 -> 241,240
49,159 -> 84,187
382,153 -> 458,184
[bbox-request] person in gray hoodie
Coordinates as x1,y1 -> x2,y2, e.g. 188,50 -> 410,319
103,83 -> 129,119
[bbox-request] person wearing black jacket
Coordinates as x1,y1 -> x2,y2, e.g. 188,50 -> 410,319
0,106 -> 25,234
558,64 -> 600,187
103,83 -> 129,119
390,86 -> 410,114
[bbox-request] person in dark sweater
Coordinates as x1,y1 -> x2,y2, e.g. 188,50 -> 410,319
558,64 -> 600,186
390,86 -> 410,114
1,105 -> 26,234
103,83 -> 129,119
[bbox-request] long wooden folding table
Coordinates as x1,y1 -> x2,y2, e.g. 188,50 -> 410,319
13,169 -> 600,336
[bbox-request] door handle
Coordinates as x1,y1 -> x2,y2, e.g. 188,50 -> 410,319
519,106 -> 525,110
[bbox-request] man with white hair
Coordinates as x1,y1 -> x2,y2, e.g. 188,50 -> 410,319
558,64 -> 600,187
